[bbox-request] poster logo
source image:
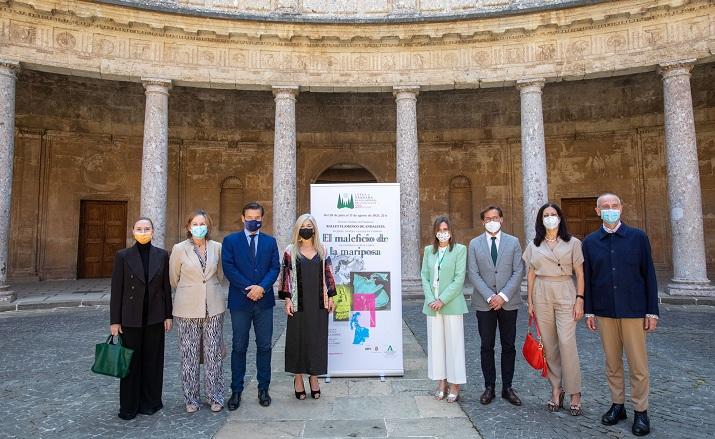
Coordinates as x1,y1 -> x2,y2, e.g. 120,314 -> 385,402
337,193 -> 355,209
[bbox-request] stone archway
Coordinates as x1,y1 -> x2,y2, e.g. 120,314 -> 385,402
314,163 -> 378,184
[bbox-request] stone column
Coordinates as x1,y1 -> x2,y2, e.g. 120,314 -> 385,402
659,61 -> 714,296
0,60 -> 19,302
272,86 -> 299,253
394,86 -> 422,294
517,79 -> 548,246
139,78 -> 171,249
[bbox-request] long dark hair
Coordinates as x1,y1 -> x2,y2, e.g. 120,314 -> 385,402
432,215 -> 455,254
533,202 -> 572,246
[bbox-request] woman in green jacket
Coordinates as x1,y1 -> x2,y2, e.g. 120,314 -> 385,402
421,216 -> 468,403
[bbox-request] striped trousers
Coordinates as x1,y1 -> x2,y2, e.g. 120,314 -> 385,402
176,313 -> 225,406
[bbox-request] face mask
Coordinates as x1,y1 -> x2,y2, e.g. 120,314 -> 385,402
543,216 -> 560,230
484,221 -> 501,234
245,219 -> 262,232
191,225 -> 208,239
134,232 -> 152,245
436,231 -> 451,243
299,228 -> 314,240
600,209 -> 621,224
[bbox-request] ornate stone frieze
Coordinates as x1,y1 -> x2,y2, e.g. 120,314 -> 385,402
0,0 -> 713,89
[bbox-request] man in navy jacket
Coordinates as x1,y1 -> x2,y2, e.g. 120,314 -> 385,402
222,202 -> 280,410
583,193 -> 659,437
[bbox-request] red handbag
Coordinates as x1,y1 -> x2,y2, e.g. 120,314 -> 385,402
522,314 -> 548,378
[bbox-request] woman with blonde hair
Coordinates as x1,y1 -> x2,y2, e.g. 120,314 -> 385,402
169,209 -> 227,413
279,214 -> 337,400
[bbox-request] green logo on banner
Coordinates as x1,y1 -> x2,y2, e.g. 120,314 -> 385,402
337,193 -> 355,209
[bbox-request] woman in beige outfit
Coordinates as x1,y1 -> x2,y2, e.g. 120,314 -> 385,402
170,209 -> 228,413
523,202 -> 585,416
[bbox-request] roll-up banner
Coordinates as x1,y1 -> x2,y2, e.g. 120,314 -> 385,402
310,183 -> 404,377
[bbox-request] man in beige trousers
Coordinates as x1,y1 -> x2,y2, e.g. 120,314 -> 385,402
582,193 -> 659,437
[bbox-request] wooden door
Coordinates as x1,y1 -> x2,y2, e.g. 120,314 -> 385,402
561,197 -> 602,240
78,201 -> 127,278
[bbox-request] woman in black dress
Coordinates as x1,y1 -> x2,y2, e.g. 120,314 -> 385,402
110,217 -> 173,420
279,214 -> 336,399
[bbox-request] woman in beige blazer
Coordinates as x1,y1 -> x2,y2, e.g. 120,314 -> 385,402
170,209 -> 227,413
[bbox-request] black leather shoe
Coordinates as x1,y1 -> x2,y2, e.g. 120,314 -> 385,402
258,389 -> 271,407
480,386 -> 496,405
601,403 -> 627,425
632,410 -> 651,436
227,392 -> 241,411
501,388 -> 522,406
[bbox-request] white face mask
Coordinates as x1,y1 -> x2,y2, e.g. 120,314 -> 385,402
484,221 -> 501,234
436,231 -> 451,243
543,216 -> 560,230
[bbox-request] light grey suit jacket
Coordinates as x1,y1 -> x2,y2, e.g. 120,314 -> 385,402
467,232 -> 524,312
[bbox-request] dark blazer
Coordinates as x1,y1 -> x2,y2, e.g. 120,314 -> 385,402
222,231 -> 280,311
583,223 -> 659,318
110,244 -> 173,327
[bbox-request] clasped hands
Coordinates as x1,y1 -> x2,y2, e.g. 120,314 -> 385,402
428,299 -> 444,312
487,294 -> 505,311
245,284 -> 265,301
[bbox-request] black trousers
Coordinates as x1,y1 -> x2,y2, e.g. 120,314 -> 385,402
119,322 -> 165,416
476,308 -> 518,390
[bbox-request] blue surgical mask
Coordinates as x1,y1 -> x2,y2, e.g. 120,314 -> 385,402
191,225 -> 208,239
600,209 -> 621,224
245,220 -> 262,232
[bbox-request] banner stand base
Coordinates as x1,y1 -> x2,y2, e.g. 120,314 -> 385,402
380,374 -> 386,383
325,376 -> 331,383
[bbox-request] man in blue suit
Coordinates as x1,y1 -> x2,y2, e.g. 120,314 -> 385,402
222,202 -> 280,409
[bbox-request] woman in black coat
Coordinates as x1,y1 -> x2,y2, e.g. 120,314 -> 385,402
109,217 -> 173,420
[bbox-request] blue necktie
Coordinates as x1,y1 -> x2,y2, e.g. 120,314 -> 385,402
249,234 -> 257,265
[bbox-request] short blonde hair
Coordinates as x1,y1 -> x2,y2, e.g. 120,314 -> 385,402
185,209 -> 213,240
289,213 -> 326,262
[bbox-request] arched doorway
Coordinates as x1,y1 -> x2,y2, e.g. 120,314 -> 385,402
315,163 -> 378,184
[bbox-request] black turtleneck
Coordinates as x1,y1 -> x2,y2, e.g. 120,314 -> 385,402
135,241 -> 152,325
135,241 -> 151,282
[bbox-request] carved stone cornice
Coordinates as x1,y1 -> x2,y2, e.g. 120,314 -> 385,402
0,0 -> 713,90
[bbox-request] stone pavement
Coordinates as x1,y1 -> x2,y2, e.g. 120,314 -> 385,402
402,301 -> 715,439
215,321 -> 478,439
0,304 -> 478,439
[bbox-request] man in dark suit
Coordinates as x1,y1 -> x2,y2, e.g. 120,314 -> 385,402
583,193 -> 659,437
222,202 -> 280,409
467,206 -> 524,406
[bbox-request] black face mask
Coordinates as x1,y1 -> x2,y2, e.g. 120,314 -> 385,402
298,228 -> 314,240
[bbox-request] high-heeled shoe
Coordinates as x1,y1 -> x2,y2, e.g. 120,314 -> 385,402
309,376 -> 321,399
294,375 -> 306,400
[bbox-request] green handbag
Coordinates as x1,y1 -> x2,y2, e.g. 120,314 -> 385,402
91,335 -> 134,379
